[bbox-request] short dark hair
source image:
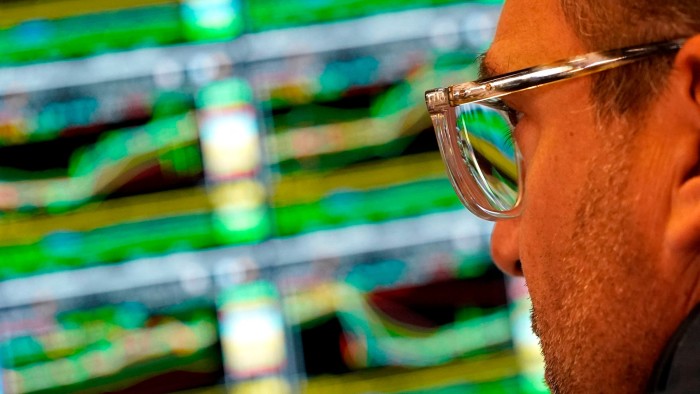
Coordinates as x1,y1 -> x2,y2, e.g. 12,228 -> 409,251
560,0 -> 700,117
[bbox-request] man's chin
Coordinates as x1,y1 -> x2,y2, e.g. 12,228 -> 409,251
529,296 -> 658,394
529,302 -> 574,394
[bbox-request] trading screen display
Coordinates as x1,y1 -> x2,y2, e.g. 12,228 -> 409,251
0,0 -> 547,393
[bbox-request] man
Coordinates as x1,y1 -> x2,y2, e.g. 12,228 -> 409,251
425,0 -> 700,392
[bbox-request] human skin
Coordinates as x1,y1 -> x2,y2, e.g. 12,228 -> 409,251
485,0 -> 700,392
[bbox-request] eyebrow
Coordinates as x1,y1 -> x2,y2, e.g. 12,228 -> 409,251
477,52 -> 499,81
476,52 -> 530,105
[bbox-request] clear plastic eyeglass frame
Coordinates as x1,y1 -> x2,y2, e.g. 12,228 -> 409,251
425,38 -> 686,221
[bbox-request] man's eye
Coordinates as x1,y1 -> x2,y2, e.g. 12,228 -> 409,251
489,98 -> 524,127
505,106 -> 524,126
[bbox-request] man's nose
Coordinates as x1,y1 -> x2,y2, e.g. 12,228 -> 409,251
490,219 -> 523,276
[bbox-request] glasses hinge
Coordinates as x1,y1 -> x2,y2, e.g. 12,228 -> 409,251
425,88 -> 449,114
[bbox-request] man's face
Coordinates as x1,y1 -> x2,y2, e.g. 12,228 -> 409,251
487,0 -> 692,392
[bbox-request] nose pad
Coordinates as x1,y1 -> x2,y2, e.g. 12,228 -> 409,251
490,219 -> 523,277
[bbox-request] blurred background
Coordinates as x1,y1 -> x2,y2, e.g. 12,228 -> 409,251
0,0 -> 547,393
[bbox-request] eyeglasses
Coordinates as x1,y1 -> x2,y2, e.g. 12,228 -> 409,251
424,39 -> 686,221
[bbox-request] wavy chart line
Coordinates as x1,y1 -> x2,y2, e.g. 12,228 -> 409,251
0,61 -> 477,214
0,113 -> 199,212
286,282 -> 511,369
303,351 -> 518,394
267,64 -> 460,164
0,64 -> 479,258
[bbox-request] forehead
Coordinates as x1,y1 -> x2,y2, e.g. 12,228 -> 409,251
485,0 -> 585,75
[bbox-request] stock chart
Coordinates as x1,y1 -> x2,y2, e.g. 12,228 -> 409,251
0,1 -> 546,393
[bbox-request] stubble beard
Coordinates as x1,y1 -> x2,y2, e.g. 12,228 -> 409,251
529,125 -> 674,393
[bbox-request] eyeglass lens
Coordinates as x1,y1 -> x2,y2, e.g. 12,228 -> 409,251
453,102 -> 519,212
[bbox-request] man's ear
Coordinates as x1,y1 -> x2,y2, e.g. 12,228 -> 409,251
666,34 -> 700,254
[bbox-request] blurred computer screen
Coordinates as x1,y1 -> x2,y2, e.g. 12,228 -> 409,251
0,1 -> 547,393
